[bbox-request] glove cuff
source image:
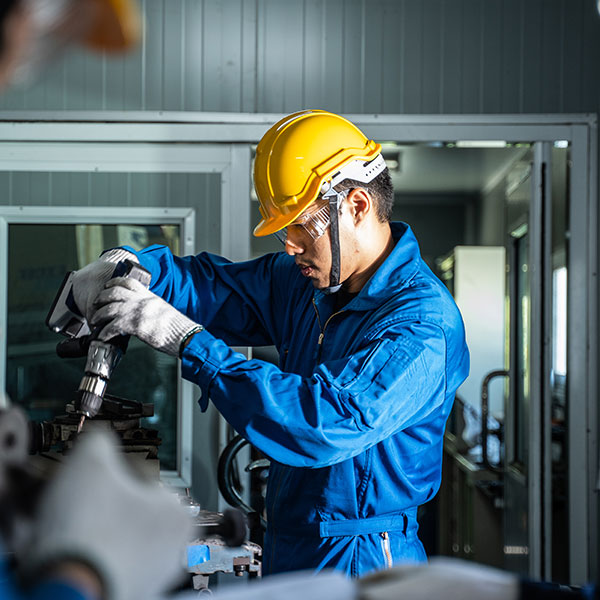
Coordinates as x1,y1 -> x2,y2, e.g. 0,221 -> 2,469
161,313 -> 203,357
100,248 -> 139,265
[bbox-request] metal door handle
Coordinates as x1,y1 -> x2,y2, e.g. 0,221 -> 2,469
481,369 -> 509,471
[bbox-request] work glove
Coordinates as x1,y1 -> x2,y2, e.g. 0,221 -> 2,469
21,431 -> 192,600
358,557 -> 519,600
92,277 -> 201,356
72,248 -> 139,322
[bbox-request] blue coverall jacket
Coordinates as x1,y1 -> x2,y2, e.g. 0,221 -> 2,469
129,222 -> 469,577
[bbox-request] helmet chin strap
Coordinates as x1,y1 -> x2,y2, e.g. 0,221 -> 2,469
321,189 -> 348,295
317,154 -> 386,295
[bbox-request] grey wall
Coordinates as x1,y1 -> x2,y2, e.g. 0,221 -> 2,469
393,192 -> 477,270
0,0 -> 598,116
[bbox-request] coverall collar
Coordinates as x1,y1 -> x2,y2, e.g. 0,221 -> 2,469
313,222 -> 421,312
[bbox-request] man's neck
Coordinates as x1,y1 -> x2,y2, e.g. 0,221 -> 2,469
345,225 -> 395,293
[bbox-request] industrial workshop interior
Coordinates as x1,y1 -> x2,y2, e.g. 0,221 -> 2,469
0,1 -> 599,599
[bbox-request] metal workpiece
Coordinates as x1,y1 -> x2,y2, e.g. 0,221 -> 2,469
84,340 -> 123,379
30,395 -> 160,458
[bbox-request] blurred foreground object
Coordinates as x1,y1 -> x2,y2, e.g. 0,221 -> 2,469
20,430 -> 192,600
359,557 -> 519,600
210,570 -> 356,600
0,0 -> 141,89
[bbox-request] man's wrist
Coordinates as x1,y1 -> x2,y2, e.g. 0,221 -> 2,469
179,325 -> 204,357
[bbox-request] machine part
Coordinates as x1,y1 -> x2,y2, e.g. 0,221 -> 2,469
186,537 -> 262,578
175,493 -> 260,589
191,574 -> 210,592
178,492 -> 248,549
217,434 -> 268,530
211,508 -> 247,548
29,394 -> 161,468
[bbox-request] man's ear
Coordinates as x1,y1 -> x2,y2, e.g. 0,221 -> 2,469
346,188 -> 372,225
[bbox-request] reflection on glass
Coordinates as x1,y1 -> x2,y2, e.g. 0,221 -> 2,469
550,144 -> 569,583
6,223 -> 180,471
552,267 -> 567,378
515,233 -> 530,470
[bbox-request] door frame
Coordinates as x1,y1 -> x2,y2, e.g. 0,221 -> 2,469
0,112 -> 596,583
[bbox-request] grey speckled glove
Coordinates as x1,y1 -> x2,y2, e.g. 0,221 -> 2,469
358,557 -> 519,600
91,277 -> 202,356
21,431 -> 192,600
71,248 -> 139,322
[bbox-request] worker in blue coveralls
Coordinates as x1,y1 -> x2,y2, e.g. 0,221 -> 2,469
73,109 -> 470,578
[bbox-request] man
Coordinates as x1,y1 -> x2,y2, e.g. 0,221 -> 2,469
76,109 -> 470,577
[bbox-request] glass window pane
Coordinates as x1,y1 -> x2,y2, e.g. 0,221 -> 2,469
7,223 -> 180,471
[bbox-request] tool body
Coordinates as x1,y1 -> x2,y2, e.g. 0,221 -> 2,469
46,259 -> 151,432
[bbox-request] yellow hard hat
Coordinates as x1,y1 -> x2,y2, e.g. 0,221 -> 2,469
253,110 -> 382,237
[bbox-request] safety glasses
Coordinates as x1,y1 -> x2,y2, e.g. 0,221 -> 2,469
274,189 -> 350,247
273,200 -> 332,246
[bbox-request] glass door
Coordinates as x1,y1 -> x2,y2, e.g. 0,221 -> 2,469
502,142 -> 571,581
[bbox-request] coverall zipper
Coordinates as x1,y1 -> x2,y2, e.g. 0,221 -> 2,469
312,298 -> 345,361
380,531 -> 393,569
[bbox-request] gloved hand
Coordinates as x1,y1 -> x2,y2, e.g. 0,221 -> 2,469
71,248 -> 138,322
358,557 -> 519,600
92,277 -> 201,356
21,431 -> 192,600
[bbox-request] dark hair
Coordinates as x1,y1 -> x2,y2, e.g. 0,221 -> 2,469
336,166 -> 394,223
0,0 -> 23,54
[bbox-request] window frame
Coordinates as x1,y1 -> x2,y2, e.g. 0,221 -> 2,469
0,205 -> 196,486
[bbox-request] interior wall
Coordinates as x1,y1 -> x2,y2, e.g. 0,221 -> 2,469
0,0 -> 598,116
393,192 -> 477,271
479,182 -> 506,247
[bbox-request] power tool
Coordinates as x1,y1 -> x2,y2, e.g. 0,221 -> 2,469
46,259 -> 151,433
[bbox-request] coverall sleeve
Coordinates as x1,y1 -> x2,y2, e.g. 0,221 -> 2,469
181,318 -> 451,469
126,244 -> 298,348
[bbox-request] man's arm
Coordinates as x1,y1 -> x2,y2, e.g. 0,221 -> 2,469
124,244 -> 299,349
182,319 -> 460,468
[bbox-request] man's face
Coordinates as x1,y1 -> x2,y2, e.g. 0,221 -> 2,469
285,223 -> 333,289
